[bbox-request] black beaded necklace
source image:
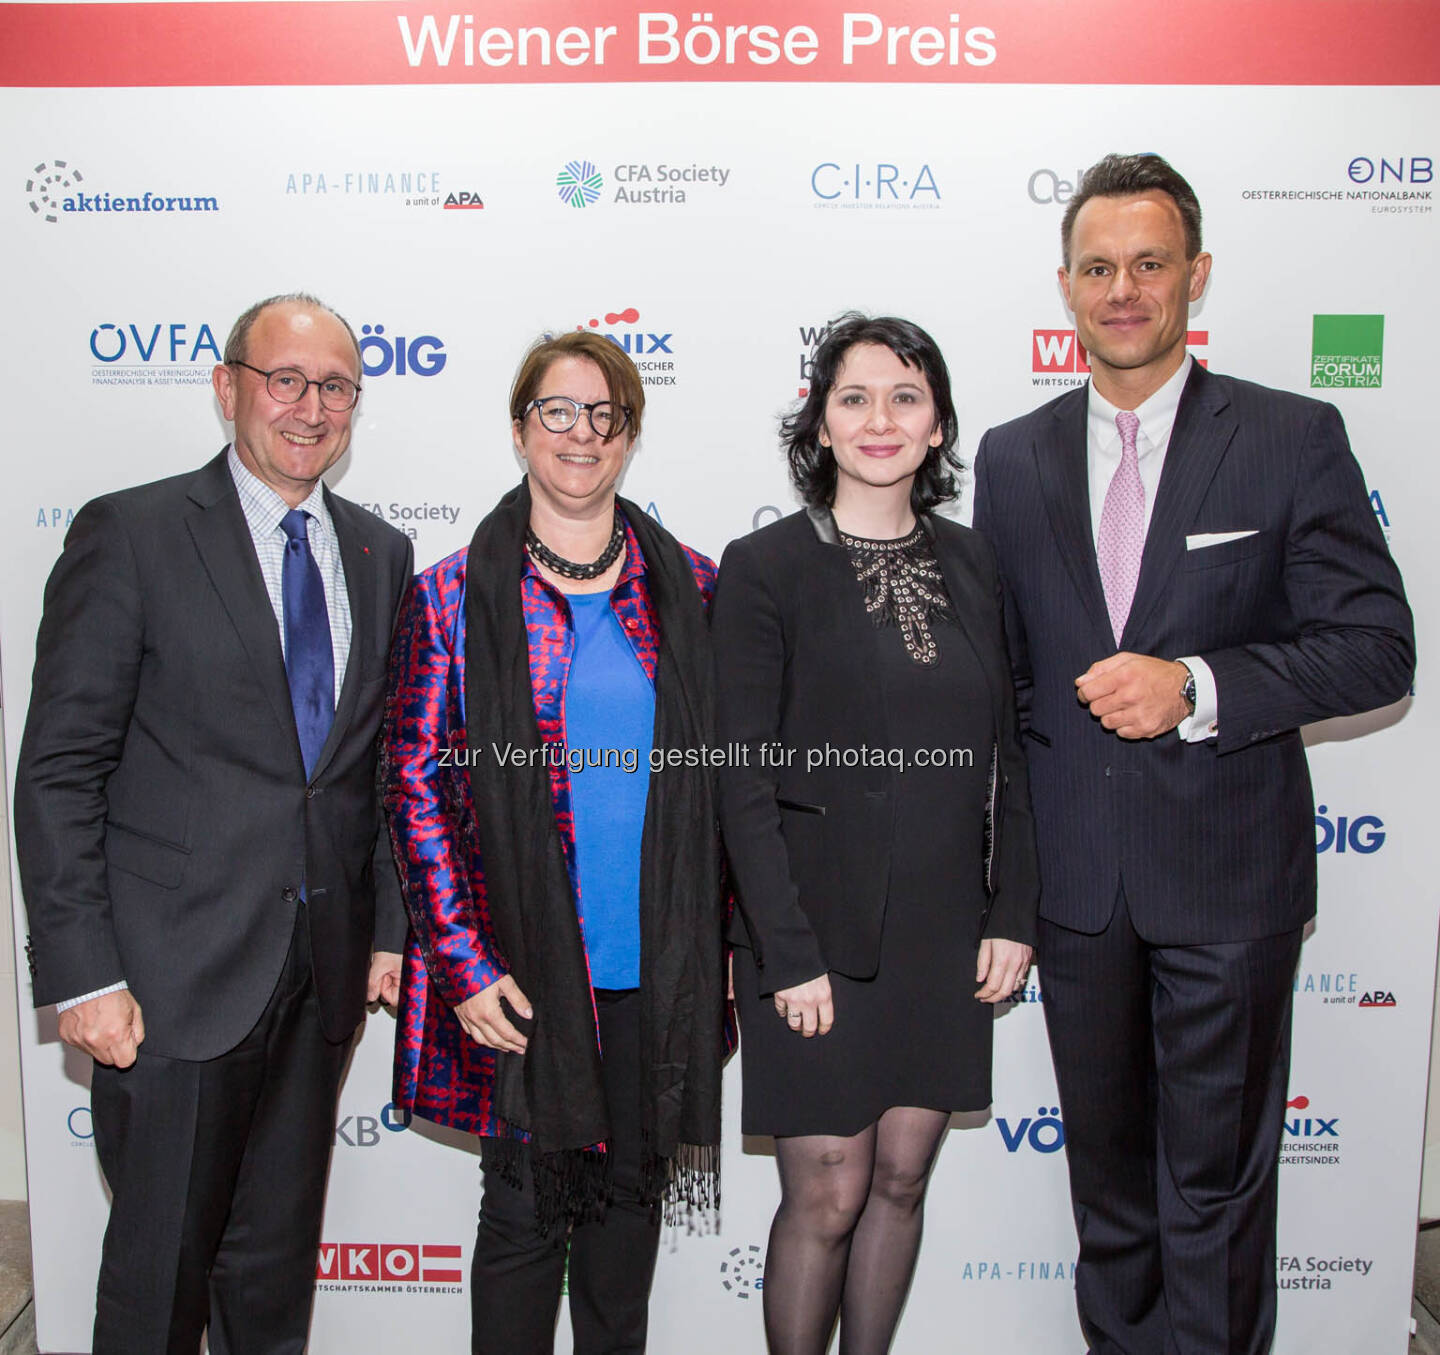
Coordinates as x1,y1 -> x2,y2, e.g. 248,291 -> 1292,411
525,512 -> 625,580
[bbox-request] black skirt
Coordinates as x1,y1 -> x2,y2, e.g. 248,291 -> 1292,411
736,614 -> 998,1138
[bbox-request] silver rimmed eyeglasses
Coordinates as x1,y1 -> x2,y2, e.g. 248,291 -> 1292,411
523,395 -> 631,438
230,360 -> 361,412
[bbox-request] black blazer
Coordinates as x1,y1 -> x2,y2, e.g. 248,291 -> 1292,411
972,362 -> 1414,945
15,451 -> 414,1060
711,508 -> 1040,996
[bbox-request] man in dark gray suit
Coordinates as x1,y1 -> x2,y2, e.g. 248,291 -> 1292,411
972,155 -> 1412,1353
16,293 -> 413,1353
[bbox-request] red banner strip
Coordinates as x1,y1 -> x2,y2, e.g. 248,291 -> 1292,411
2,1 -> 1438,87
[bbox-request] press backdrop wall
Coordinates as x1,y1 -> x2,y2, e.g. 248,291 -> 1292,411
2,2 -> 1436,1350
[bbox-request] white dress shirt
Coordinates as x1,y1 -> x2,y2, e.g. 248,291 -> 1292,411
1086,355 -> 1218,743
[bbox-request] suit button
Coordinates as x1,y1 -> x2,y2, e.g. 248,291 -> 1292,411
282,887 -> 299,902
305,786 -> 316,799
1104,766 -> 1112,778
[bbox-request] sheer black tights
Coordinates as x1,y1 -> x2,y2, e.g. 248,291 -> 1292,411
763,1106 -> 951,1355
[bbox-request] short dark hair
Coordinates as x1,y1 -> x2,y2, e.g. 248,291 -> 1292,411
509,330 -> 645,443
1061,153 -> 1204,267
784,313 -> 961,515
223,292 -> 361,370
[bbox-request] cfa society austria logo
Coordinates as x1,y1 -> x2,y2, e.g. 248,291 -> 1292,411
557,159 -> 604,208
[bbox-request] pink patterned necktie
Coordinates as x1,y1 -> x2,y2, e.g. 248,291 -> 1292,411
1097,410 -> 1144,645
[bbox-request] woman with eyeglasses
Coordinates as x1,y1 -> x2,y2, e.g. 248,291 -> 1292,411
382,330 -> 726,1355
711,314 -> 1040,1354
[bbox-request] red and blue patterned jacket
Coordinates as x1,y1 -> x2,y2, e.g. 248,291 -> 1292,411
383,520 -> 717,1135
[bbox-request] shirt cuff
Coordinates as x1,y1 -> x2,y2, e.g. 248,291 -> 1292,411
56,981 -> 129,1013
1175,656 -> 1218,742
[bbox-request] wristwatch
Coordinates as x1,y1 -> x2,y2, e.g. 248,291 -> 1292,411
1180,666 -> 1197,715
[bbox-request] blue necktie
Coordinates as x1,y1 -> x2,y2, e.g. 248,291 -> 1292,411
280,509 -> 334,778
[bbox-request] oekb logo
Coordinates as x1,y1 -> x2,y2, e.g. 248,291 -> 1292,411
996,1105 -> 1065,1154
334,1101 -> 412,1147
359,324 -> 446,378
1314,804 -> 1385,854
315,1242 -> 462,1284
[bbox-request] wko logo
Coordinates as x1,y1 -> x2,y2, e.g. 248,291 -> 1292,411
26,159 -> 218,223
574,308 -> 676,386
996,1105 -> 1065,1154
811,161 -> 940,208
1033,329 -> 1209,383
315,1242 -> 462,1286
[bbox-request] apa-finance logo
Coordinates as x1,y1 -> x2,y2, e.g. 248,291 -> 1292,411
573,307 -> 677,388
719,1244 -> 765,1298
811,161 -> 940,209
27,159 -> 219,224
557,159 -> 604,208
89,321 -> 222,389
1311,315 -> 1383,389
315,1242 -> 463,1293
1279,1094 -> 1341,1169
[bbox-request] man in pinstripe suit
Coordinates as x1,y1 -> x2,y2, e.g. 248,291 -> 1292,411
972,154 -> 1412,1353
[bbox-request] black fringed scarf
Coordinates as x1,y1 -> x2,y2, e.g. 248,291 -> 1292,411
462,479 -> 724,1232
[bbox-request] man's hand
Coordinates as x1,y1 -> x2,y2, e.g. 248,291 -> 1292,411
367,951 -> 403,1008
773,973 -> 834,1038
1076,653 -> 1191,739
454,974 -> 533,1054
975,938 -> 1034,1003
59,990 -> 145,1068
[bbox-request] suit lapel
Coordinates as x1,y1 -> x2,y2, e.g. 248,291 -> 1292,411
1035,390 -> 1112,642
309,492 -> 379,781
184,453 -> 301,760
1122,364 -> 1238,645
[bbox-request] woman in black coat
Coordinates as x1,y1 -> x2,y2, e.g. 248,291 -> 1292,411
711,314 -> 1040,1354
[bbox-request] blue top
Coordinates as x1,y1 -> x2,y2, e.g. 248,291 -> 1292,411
563,590 -> 655,989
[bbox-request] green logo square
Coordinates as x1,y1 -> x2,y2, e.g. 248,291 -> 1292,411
1311,315 -> 1384,388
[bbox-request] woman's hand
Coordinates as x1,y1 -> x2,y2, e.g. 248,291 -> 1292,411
454,974 -> 533,1053
774,973 -> 834,1037
975,939 -> 1033,1004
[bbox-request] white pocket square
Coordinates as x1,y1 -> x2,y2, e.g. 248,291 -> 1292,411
1186,530 -> 1258,550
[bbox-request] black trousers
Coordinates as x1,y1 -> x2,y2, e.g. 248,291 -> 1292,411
89,910 -> 350,1355
471,988 -> 661,1355
1039,888 -> 1302,1355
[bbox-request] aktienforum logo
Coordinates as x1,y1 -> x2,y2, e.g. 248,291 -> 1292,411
26,158 -> 219,224
1311,315 -> 1383,389
557,160 -> 603,209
